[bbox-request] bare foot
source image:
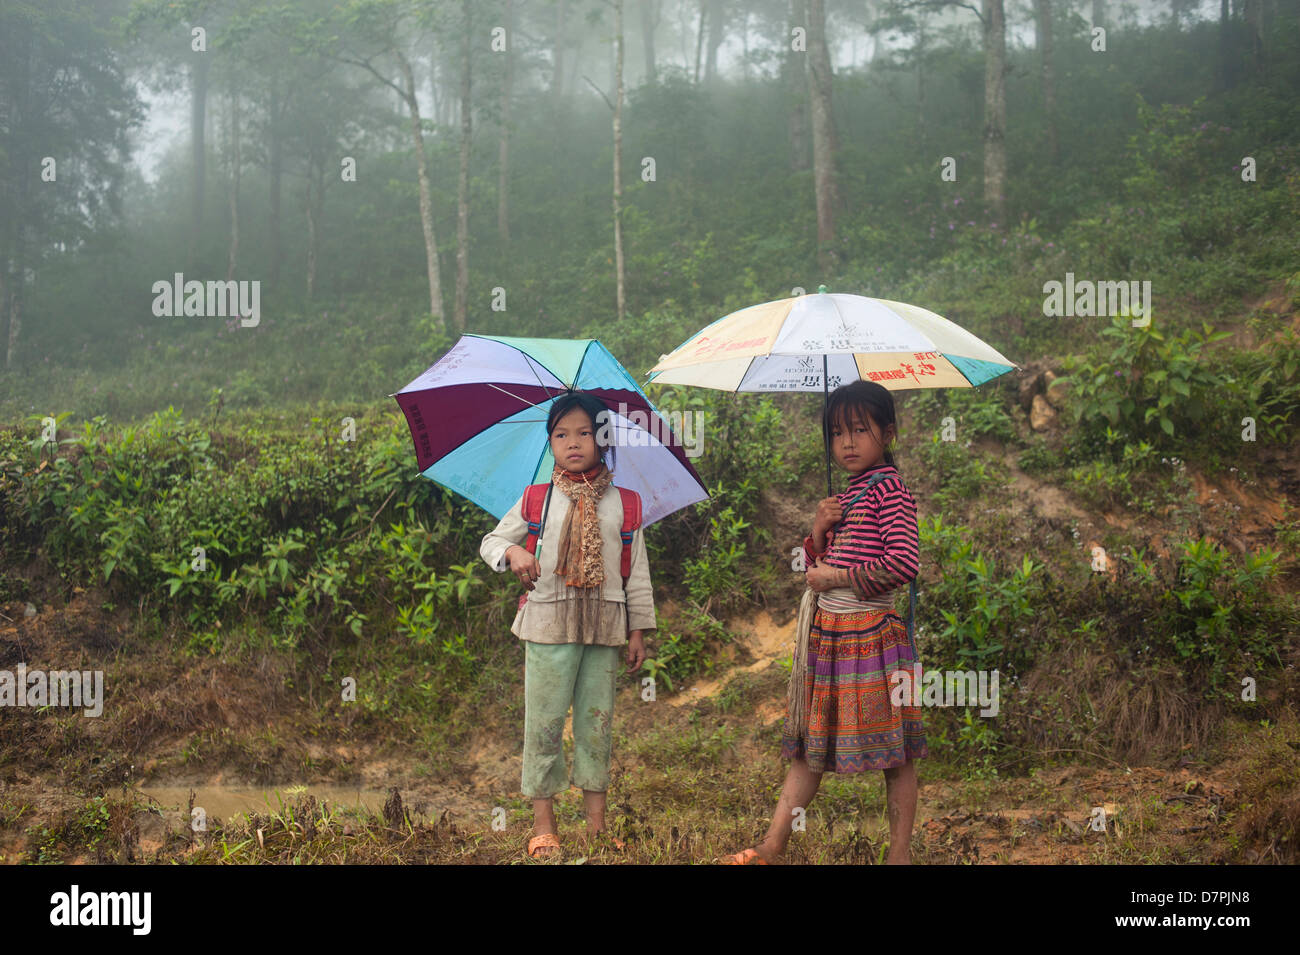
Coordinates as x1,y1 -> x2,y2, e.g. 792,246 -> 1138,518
886,845 -> 912,864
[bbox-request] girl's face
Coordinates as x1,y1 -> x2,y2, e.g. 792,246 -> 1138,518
550,407 -> 601,472
830,407 -> 895,474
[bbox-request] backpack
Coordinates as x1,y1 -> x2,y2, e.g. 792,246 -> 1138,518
834,470 -> 919,650
517,483 -> 642,611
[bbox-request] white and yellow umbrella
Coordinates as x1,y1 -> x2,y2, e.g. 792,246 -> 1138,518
647,285 -> 1022,492
647,286 -> 1020,394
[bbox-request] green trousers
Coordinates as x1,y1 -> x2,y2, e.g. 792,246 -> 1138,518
522,641 -> 620,799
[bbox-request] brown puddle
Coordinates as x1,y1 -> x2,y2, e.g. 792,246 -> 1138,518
136,784 -> 395,823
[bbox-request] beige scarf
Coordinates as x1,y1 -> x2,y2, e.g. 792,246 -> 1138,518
550,461 -> 612,637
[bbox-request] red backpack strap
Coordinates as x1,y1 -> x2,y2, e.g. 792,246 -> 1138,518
616,486 -> 642,580
521,483 -> 550,556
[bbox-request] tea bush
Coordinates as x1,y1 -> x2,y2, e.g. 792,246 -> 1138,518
1057,316 -> 1232,450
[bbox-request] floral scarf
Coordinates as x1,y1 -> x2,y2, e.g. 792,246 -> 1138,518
550,461 -> 612,636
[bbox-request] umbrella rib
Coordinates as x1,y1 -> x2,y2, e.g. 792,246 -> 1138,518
486,382 -> 553,409
522,351 -> 561,399
470,333 -> 564,400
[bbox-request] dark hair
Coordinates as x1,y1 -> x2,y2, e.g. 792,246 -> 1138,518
546,390 -> 615,467
822,380 -> 900,472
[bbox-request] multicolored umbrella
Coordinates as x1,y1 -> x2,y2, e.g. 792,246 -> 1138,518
392,334 -> 708,525
646,287 -> 1020,393
646,286 -> 1022,493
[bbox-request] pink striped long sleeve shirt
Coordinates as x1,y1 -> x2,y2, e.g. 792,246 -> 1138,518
802,463 -> 920,600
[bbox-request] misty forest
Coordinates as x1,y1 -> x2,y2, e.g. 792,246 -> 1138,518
0,0 -> 1298,865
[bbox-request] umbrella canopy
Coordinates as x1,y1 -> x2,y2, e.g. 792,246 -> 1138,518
647,287 -> 1021,495
392,334 -> 709,525
646,290 -> 1020,392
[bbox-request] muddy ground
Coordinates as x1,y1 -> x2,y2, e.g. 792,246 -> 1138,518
0,577 -> 1294,864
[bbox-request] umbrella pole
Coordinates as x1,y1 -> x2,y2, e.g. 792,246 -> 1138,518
823,354 -> 831,497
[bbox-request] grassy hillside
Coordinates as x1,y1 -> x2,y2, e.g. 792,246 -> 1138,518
2,86 -> 1299,865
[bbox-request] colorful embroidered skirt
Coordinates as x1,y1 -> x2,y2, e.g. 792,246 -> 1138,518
780,606 -> 928,773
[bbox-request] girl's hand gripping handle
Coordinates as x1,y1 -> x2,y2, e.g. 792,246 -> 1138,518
811,496 -> 843,553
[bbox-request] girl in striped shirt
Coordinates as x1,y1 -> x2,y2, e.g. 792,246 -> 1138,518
728,380 -> 926,864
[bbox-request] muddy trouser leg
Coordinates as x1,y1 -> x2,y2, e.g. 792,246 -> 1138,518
570,644 -> 620,792
522,641 -> 583,799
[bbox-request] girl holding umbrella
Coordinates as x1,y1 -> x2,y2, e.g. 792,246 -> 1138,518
728,380 -> 927,864
480,391 -> 654,860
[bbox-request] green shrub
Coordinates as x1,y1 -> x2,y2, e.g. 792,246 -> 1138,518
908,384 -> 1017,443
1057,316 -> 1232,448
1115,538 -> 1287,699
640,603 -> 730,693
918,436 -> 1008,512
1017,435 -> 1057,474
918,515 -> 1044,673
1224,329 -> 1300,444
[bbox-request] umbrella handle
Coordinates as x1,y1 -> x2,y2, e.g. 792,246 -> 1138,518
534,483 -> 554,563
823,354 -> 832,496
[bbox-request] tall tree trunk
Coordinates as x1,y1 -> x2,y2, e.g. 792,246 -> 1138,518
982,0 -> 1008,224
3,40 -> 30,368
552,0 -> 567,104
613,0 -> 627,323
567,35 -> 582,101
499,0 -> 513,242
1219,0 -> 1234,90
4,171 -> 25,369
396,50 -> 445,331
678,0 -> 690,67
431,53 -> 444,127
306,170 -> 318,300
268,78 -> 284,288
693,0 -> 706,83
807,0 -> 839,266
1035,0 -> 1058,164
455,0 -> 472,333
4,194 -> 24,371
1243,0 -> 1264,76
439,56 -> 455,129
226,85 -> 241,283
190,53 -> 210,270
786,0 -> 809,172
705,0 -> 725,84
641,0 -> 658,83
868,0 -> 880,66
916,14 -> 927,155
741,7 -> 749,80
0,270 -> 9,371
4,239 -> 23,370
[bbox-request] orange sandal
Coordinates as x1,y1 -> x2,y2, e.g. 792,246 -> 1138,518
527,833 -> 561,859
724,848 -> 769,865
